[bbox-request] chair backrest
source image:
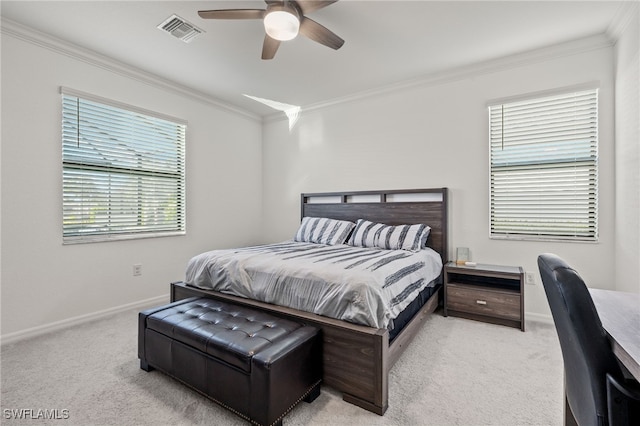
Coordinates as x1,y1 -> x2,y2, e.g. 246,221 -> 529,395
538,253 -> 622,426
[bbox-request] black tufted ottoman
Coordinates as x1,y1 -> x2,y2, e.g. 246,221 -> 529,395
138,297 -> 321,426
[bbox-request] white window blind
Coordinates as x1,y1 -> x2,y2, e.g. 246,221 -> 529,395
62,89 -> 186,243
489,89 -> 598,241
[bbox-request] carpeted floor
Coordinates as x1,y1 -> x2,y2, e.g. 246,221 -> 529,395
1,305 -> 563,425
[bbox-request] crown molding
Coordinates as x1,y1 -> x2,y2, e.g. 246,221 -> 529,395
607,1 -> 639,42
0,18 -> 261,123
265,32 -> 614,123
1,16 -> 616,127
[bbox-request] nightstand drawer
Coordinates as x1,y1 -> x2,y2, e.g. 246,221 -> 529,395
447,284 -> 520,321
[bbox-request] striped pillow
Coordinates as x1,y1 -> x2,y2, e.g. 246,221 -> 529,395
348,219 -> 431,252
294,217 -> 355,245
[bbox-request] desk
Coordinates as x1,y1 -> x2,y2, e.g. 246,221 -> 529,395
563,289 -> 640,425
590,288 -> 640,381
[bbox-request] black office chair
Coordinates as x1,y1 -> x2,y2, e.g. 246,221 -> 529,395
537,253 -> 640,426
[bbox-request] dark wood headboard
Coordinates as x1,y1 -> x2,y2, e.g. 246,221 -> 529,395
301,188 -> 449,263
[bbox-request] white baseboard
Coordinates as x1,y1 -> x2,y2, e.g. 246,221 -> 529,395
0,294 -> 169,346
0,297 -> 556,345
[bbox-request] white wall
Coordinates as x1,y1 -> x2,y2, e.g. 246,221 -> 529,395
2,18 -> 635,339
262,39 -> 618,319
1,30 -> 263,338
614,5 -> 640,293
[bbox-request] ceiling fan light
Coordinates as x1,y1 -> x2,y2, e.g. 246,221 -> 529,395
264,10 -> 300,41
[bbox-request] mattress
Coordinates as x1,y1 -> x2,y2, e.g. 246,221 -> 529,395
185,241 -> 442,329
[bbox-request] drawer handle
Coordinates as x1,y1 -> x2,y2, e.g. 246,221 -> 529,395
476,300 -> 487,305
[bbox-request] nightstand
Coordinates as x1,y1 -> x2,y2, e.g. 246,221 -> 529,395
444,262 -> 525,331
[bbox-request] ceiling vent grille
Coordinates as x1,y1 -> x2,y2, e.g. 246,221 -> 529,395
157,15 -> 204,43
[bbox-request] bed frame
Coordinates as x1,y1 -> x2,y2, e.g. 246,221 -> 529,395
171,187 -> 449,415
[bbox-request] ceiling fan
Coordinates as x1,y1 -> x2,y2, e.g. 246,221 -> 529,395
198,0 -> 344,60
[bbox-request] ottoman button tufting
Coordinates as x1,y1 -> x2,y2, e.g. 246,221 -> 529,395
139,296 -> 321,426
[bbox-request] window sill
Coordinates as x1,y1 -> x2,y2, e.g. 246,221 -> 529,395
63,230 -> 186,245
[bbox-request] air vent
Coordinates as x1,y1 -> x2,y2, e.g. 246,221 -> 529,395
157,14 -> 204,43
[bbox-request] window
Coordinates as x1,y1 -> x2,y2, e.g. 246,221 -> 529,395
61,88 -> 186,243
489,89 -> 598,241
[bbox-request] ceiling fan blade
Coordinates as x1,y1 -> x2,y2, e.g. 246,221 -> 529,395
262,35 -> 281,60
299,17 -> 344,50
296,1 -> 339,15
198,9 -> 266,20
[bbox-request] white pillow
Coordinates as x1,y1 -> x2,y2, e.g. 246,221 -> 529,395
294,217 -> 355,245
348,219 -> 431,252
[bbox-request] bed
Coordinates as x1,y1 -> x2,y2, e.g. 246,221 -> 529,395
171,187 -> 449,415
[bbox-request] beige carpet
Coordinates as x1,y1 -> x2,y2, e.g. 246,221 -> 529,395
1,306 -> 563,425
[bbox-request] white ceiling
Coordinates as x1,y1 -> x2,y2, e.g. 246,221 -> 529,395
1,1 -> 627,116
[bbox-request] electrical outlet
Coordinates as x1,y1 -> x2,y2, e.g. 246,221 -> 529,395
525,272 -> 535,285
133,264 -> 142,277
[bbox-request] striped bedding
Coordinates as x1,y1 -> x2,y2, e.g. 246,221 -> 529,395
185,241 -> 443,329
